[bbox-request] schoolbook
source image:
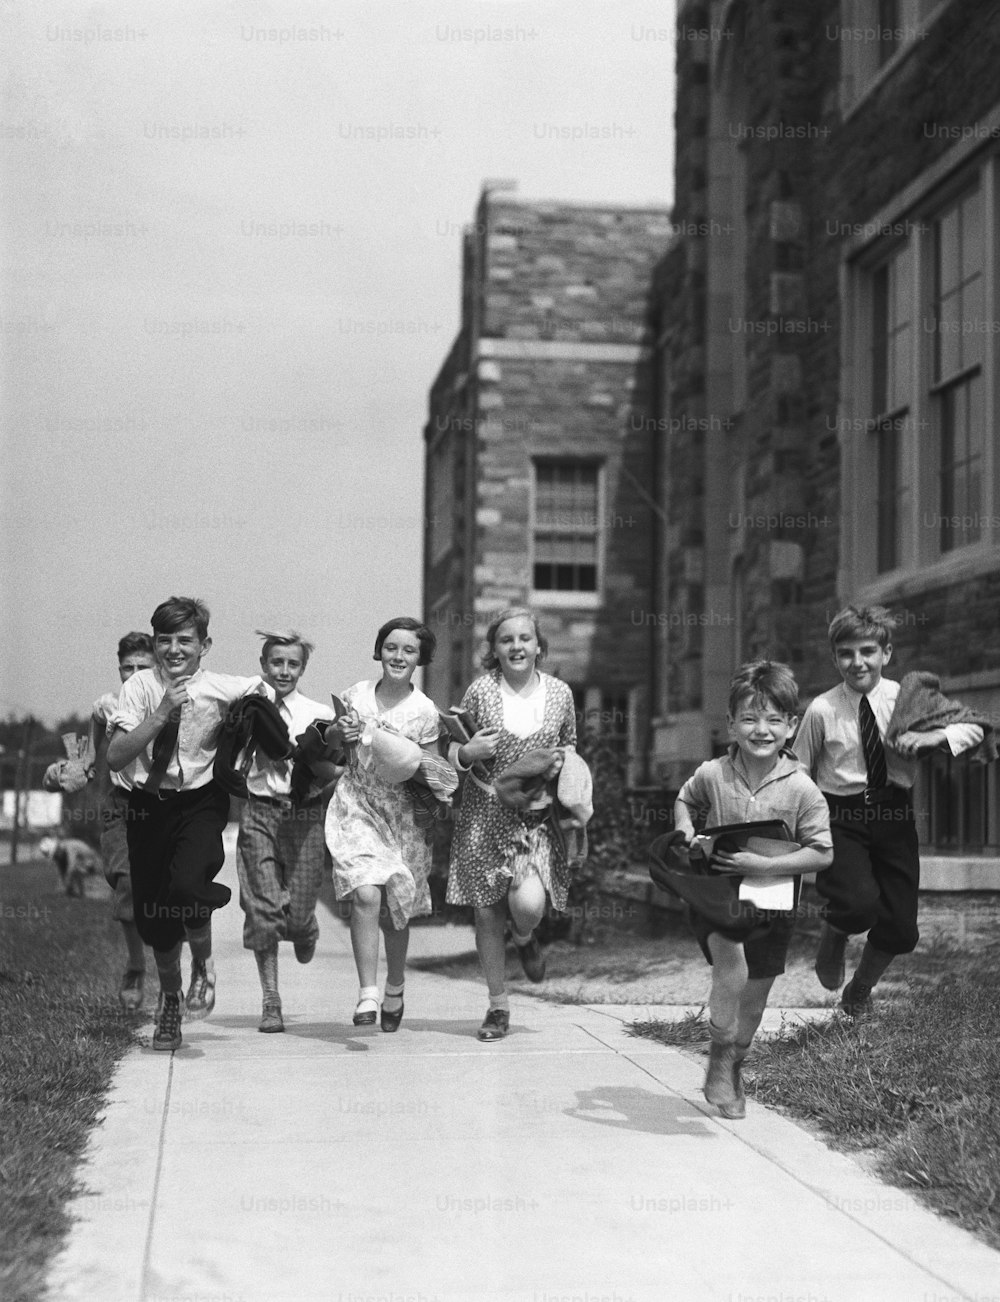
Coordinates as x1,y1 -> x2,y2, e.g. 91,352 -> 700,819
693,820 -> 799,911
438,706 -> 493,782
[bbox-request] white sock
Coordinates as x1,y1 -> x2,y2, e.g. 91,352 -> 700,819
488,993 -> 510,1013
357,985 -> 379,1011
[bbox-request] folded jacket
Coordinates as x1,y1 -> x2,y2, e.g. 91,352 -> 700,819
214,694 -> 293,799
886,671 -> 999,763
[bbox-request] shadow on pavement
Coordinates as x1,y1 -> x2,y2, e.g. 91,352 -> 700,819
565,1084 -> 714,1137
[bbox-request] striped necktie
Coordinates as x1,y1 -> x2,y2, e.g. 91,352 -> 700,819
858,693 -> 888,789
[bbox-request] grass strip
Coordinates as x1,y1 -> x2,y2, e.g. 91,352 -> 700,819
628,932 -> 1000,1251
0,862 -> 142,1302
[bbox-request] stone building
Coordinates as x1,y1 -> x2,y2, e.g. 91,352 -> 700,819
422,184 -> 672,775
650,0 -> 1000,868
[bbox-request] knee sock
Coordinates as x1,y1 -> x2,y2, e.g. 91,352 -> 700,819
255,945 -> 279,1000
121,921 -> 146,970
154,942 -> 183,995
185,922 -> 212,966
853,942 -> 895,989
383,980 -> 404,1013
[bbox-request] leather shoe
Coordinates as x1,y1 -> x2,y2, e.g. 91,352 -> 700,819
380,995 -> 404,1033
514,934 -> 546,983
258,997 -> 284,1033
477,1008 -> 510,1041
815,923 -> 848,990
353,998 -> 378,1026
840,978 -> 873,1019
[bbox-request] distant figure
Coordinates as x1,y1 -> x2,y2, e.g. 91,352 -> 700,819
38,835 -> 100,898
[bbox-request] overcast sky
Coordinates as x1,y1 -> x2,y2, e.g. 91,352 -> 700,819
1,0 -> 676,725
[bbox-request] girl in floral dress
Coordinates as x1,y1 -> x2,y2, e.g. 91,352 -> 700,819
447,608 -> 577,1041
326,617 -> 442,1031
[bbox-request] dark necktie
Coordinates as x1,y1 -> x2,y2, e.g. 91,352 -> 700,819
858,694 -> 888,789
145,709 -> 181,793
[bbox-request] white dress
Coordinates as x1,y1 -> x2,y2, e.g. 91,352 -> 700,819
324,680 -> 441,930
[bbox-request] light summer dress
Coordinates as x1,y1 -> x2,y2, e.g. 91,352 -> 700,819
324,680 -> 441,931
446,670 -> 577,912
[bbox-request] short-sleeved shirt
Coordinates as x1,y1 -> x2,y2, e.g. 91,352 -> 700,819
677,748 -> 832,852
245,688 -> 335,799
93,690 -> 130,792
109,666 -> 265,792
793,678 -> 984,795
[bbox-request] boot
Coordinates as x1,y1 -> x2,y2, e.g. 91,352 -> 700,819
703,1040 -> 739,1110
724,1042 -> 752,1120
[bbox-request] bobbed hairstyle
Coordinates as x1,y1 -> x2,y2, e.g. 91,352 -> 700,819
373,617 -> 436,666
256,627 -> 315,668
481,606 -> 548,672
727,660 -> 799,718
150,596 -> 210,641
827,604 -> 897,650
117,631 -> 154,660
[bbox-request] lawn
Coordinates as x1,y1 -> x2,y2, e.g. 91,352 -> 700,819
0,856 -> 142,1302
624,894 -> 1000,1253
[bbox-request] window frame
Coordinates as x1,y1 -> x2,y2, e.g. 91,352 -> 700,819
529,457 -> 605,608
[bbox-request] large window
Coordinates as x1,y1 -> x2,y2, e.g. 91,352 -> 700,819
919,750 -> 1000,853
846,157 -> 998,589
871,247 -> 913,572
839,0 -> 946,110
532,461 -> 601,596
932,187 -> 984,553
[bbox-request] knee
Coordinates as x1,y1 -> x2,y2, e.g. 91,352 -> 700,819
352,885 -> 382,911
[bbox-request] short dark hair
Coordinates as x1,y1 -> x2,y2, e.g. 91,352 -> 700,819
256,628 -> 314,668
481,607 -> 548,671
828,604 -> 897,650
373,617 -> 436,666
151,596 -> 210,641
117,631 -> 154,660
728,660 -> 799,718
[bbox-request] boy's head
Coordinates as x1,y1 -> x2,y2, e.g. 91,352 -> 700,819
150,596 -> 211,680
116,631 -> 154,682
726,660 -> 799,765
256,628 -> 314,699
828,604 -> 896,694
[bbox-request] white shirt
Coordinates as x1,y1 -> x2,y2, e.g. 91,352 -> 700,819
245,689 -> 335,798
500,674 -> 547,739
109,667 -> 269,792
793,677 -> 983,794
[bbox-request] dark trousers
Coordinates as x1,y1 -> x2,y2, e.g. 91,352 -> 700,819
126,782 -> 231,952
818,790 -> 920,955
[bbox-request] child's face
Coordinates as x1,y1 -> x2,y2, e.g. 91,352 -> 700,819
379,627 -> 421,685
833,636 -> 891,694
493,616 -> 539,678
261,644 -> 306,699
153,622 -> 210,680
727,697 -> 796,764
118,651 -> 154,683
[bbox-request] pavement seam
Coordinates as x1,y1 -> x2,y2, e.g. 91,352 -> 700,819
138,1052 -> 175,1302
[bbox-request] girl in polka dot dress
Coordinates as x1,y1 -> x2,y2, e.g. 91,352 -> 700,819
446,608 -> 577,1041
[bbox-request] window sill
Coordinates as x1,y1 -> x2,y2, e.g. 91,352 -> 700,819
856,544 -> 1000,602
530,590 -> 601,609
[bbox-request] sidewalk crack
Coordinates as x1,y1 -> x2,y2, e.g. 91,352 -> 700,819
138,1054 -> 175,1302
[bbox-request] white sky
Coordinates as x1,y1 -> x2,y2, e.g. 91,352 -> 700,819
1,0 -> 676,724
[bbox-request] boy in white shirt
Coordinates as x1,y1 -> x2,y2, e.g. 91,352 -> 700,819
237,630 -> 339,1033
793,605 -> 983,1016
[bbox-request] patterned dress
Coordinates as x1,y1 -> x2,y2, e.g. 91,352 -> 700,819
324,681 -> 441,931
446,670 -> 577,911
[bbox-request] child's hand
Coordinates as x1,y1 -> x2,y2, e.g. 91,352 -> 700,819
673,825 -> 696,847
711,850 -> 776,876
462,729 -> 499,762
335,711 -> 362,744
891,729 -> 945,758
157,679 -> 190,718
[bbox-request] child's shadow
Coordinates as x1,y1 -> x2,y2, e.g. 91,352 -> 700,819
566,1085 -> 713,1137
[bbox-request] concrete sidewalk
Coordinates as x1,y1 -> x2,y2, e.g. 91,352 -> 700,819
48,836 -> 1000,1302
